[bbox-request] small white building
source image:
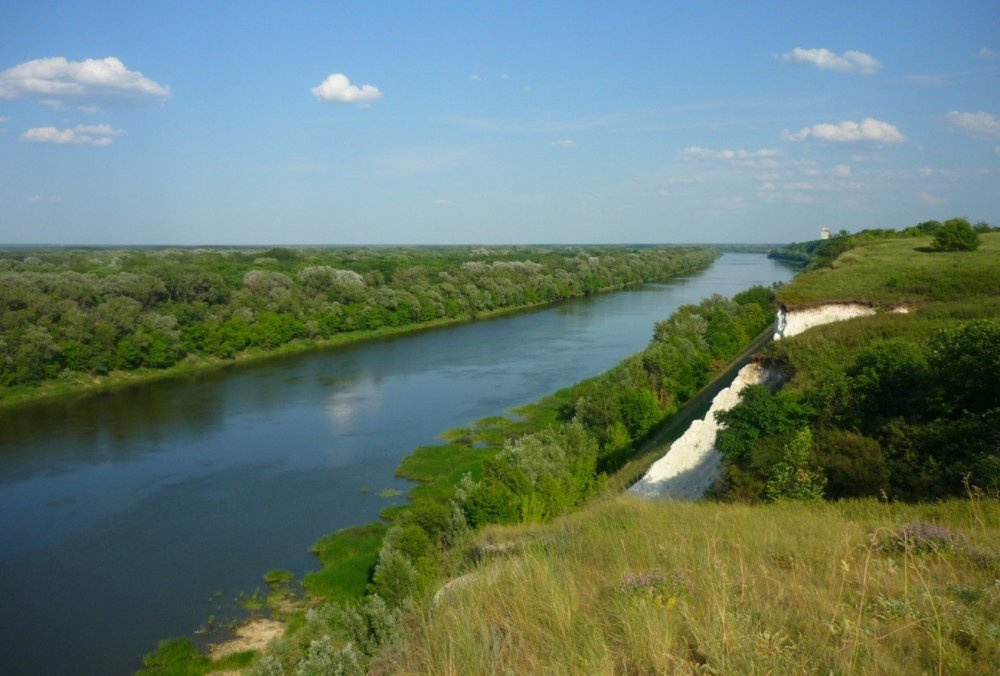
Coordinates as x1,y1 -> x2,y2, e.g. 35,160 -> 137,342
820,227 -> 831,240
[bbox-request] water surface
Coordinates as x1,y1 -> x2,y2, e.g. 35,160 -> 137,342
0,253 -> 795,674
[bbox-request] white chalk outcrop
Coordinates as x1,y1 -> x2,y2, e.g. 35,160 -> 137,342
773,303 -> 876,340
633,301 -> 909,500
628,362 -> 782,500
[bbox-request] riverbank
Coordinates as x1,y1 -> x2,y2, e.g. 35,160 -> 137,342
0,277 -> 686,410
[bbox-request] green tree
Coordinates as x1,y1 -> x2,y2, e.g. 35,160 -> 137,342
932,217 -> 981,251
765,428 -> 826,501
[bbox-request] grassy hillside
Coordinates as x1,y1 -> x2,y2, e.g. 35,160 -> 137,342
381,496 -> 999,674
777,233 -> 1000,307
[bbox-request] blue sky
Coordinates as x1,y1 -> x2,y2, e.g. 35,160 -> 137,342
1,1 -> 998,245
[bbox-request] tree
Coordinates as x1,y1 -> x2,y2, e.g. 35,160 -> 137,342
765,427 -> 826,501
932,217 -> 980,251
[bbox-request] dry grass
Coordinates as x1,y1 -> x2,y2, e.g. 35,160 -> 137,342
380,496 -> 1000,674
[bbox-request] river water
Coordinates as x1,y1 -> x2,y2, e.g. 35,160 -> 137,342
0,253 -> 795,674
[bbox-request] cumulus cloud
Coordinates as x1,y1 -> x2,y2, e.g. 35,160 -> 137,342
831,164 -> 853,177
783,118 -> 906,143
780,48 -> 882,74
0,115 -> 9,122
944,110 -> 1000,139
996,146 -> 1000,156
20,123 -> 124,146
552,139 -> 576,150
680,146 -> 779,160
0,57 -> 170,105
311,73 -> 383,105
977,47 -> 998,60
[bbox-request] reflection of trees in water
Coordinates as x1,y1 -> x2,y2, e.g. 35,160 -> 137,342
0,376 -> 226,459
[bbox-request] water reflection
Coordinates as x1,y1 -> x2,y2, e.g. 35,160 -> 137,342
326,377 -> 382,429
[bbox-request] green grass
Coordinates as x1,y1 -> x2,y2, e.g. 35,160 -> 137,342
302,522 -> 388,603
138,638 -> 256,675
778,233 -> 1000,307
379,496 -> 1000,674
764,296 -> 1000,398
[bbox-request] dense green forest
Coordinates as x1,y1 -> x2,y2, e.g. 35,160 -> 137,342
0,245 -> 718,401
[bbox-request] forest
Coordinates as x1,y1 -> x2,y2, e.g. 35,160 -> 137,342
0,245 -> 718,399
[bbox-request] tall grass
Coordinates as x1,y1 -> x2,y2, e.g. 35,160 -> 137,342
380,497 -> 1000,674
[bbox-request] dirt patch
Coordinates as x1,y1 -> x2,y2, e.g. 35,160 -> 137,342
209,618 -> 285,660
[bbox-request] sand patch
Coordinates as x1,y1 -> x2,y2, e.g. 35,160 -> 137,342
209,618 -> 285,660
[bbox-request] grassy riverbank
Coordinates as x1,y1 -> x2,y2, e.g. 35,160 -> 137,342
1,245 -> 721,408
0,298 -> 566,409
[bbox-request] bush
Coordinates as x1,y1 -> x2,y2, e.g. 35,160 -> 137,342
932,217 -> 981,251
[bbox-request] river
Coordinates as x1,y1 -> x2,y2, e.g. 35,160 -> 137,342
0,253 -> 796,674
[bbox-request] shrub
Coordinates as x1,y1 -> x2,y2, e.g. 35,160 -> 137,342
932,217 -> 980,251
765,428 -> 826,501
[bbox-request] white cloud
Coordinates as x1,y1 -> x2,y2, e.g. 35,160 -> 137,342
499,73 -> 510,80
311,73 -> 383,105
783,118 -> 906,143
552,139 -> 576,150
680,146 -> 779,160
780,47 -> 882,74
0,57 -> 170,105
0,115 -> 9,122
977,47 -> 998,60
432,198 -> 451,206
469,74 -> 484,82
79,105 -> 99,114
944,110 -> 1000,139
996,146 -> 1000,156
831,164 -> 853,177
20,123 -> 124,146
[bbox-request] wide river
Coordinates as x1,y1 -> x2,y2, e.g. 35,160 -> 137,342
0,253 -> 795,674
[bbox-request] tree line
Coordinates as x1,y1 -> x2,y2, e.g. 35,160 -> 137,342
0,245 -> 719,393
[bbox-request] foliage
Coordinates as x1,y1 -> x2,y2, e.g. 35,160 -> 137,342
720,230 -> 1000,502
0,244 -> 720,400
764,427 -> 826,501
933,217 -> 981,251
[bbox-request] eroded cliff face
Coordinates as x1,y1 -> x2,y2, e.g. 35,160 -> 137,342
628,362 -> 782,500
773,303 -> 876,340
632,302 -> 910,500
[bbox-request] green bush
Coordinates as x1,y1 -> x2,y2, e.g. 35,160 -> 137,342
933,217 -> 981,251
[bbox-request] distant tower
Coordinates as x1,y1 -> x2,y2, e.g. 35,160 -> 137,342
820,227 -> 831,240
